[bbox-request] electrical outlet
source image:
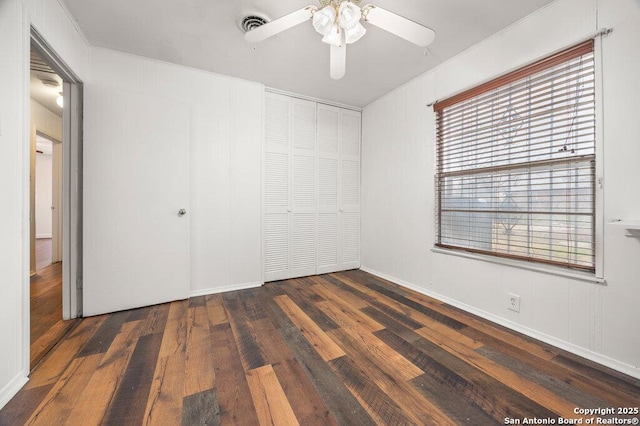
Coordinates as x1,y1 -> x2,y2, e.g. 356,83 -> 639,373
508,293 -> 521,312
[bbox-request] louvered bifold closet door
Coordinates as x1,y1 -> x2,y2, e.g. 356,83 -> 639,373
290,98 -> 317,278
316,104 -> 341,274
265,93 -> 360,281
264,93 -> 292,281
339,110 -> 361,270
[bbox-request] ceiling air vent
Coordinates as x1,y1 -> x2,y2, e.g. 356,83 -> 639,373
238,13 -> 270,33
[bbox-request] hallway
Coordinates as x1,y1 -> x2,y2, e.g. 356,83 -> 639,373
31,239 -> 78,369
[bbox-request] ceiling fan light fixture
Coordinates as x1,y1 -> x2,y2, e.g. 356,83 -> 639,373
312,5 -> 336,36
244,0 -> 435,80
322,23 -> 343,47
56,92 -> 63,108
344,21 -> 366,44
338,1 -> 362,30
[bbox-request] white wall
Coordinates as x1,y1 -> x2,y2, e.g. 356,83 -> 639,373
188,67 -> 263,296
597,0 -> 640,370
0,0 -> 30,410
83,48 -> 263,315
36,152 -> 53,238
361,0 -> 640,378
0,0 -> 89,410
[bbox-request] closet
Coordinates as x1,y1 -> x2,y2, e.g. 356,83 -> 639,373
264,92 -> 361,282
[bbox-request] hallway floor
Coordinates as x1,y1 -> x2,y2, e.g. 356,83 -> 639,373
31,238 -> 79,369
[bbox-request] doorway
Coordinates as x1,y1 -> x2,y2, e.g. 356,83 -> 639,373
31,132 -> 68,368
29,29 -> 83,369
34,134 -> 62,271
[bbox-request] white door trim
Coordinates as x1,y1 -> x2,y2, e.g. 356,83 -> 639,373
30,27 -> 84,320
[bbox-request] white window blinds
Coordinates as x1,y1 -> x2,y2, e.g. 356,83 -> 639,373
434,41 -> 596,271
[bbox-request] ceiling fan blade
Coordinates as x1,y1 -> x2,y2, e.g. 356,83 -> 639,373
330,43 -> 346,80
363,5 -> 435,47
245,6 -> 316,43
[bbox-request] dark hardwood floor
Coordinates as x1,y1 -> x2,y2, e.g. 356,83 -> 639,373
31,239 -> 79,370
3,270 -> 638,425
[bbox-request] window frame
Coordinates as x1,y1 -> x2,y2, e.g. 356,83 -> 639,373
433,40 -> 601,274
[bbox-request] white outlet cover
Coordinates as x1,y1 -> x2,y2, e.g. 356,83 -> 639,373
508,293 -> 521,312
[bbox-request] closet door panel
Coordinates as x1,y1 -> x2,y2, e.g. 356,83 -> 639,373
293,100 -> 316,151
292,212 -> 315,273
341,212 -> 360,265
341,159 -> 360,208
316,104 -> 341,273
265,151 -> 290,281
265,213 -> 290,280
264,93 -> 291,281
290,99 -> 317,278
340,159 -> 360,269
339,109 -> 361,269
317,156 -> 340,273
341,112 -> 361,157
317,212 -> 339,272
318,158 -> 338,207
265,152 -> 289,208
317,106 -> 339,155
266,94 -> 290,149
264,93 -> 360,280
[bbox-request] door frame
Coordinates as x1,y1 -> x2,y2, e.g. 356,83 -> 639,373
50,135 -> 63,263
30,27 -> 83,320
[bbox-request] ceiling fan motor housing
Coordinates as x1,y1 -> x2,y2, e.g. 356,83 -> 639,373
319,0 -> 362,6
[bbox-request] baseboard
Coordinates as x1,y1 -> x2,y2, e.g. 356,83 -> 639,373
360,266 -> 640,380
189,281 -> 263,298
0,372 -> 28,411
36,234 -> 52,239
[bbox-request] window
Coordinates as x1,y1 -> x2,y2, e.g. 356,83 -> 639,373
434,41 -> 596,271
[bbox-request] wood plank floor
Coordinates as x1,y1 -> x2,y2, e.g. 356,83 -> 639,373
35,238 -> 52,272
3,270 -> 638,425
31,239 -> 79,369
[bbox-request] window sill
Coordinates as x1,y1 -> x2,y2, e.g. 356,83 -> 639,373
431,247 -> 606,284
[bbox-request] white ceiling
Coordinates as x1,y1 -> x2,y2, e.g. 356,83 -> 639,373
30,49 -> 64,117
63,0 -> 556,107
31,71 -> 63,117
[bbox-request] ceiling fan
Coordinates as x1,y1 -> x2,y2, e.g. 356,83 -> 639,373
244,0 -> 435,80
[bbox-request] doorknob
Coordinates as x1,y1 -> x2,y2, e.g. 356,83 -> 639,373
178,208 -> 187,217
